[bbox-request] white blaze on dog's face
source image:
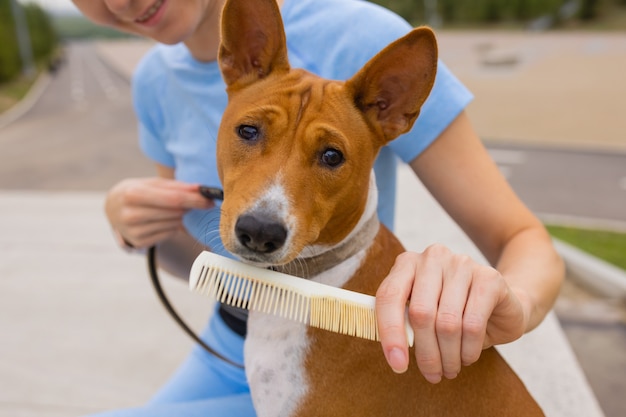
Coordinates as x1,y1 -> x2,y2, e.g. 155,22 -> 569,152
215,0 -> 437,266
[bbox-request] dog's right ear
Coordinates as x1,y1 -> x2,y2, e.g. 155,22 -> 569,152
218,0 -> 290,92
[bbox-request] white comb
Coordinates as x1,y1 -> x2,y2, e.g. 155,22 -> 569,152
189,251 -> 414,346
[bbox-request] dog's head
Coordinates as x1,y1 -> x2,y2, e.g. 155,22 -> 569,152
215,0 -> 437,267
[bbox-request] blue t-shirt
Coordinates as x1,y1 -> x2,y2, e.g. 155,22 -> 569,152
132,0 -> 472,254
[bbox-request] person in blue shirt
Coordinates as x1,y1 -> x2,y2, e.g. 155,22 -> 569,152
72,0 -> 564,415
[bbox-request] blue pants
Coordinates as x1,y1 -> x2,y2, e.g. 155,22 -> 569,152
88,308 -> 255,416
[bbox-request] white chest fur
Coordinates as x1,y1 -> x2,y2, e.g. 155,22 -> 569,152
244,250 -> 367,416
245,312 -> 308,417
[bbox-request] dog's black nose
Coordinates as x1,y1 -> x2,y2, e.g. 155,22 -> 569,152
235,214 -> 287,253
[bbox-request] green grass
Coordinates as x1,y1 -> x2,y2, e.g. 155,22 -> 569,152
0,74 -> 38,114
546,225 -> 626,271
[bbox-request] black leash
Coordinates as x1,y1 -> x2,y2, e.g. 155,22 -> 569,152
147,186 -> 245,369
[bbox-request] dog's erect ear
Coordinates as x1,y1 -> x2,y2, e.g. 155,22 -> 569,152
218,0 -> 290,92
346,27 -> 438,144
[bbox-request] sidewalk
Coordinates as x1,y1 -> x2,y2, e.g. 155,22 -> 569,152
0,192 -> 212,416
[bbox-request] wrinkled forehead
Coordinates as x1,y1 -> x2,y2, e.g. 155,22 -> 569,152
222,69 -> 368,140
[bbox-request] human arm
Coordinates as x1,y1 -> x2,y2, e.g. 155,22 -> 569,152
376,111 -> 565,382
105,164 -> 214,279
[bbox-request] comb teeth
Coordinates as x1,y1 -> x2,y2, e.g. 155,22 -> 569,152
195,264 -> 312,325
189,251 -> 414,345
309,298 -> 379,341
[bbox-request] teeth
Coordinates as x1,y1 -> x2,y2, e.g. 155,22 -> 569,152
136,0 -> 163,23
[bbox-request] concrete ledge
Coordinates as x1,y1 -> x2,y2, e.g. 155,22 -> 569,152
554,238 -> 626,300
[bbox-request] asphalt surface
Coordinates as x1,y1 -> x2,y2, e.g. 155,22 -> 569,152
1,35 -> 625,416
487,144 -> 626,225
0,42 -> 153,191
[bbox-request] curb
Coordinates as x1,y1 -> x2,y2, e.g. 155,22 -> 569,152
539,213 -> 626,233
554,238 -> 626,300
0,71 -> 52,131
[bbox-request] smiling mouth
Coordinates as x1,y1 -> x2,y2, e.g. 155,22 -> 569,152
135,0 -> 164,23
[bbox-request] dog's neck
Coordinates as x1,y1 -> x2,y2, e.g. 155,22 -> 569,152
273,172 -> 380,279
273,214 -> 379,278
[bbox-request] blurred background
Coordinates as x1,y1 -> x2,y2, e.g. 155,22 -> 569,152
0,0 -> 624,416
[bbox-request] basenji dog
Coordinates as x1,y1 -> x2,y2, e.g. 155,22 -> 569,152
214,0 -> 544,415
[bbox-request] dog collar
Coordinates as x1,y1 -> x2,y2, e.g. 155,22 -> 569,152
273,214 -> 380,279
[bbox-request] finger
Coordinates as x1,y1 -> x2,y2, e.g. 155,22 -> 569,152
147,186 -> 213,210
483,286 -> 526,348
406,248 -> 446,384
376,253 -> 417,373
119,206 -> 187,227
124,219 -> 184,248
150,180 -> 221,205
435,256 -> 473,380
131,229 -> 182,249
145,177 -> 200,190
460,268 -> 501,366
126,180 -> 213,210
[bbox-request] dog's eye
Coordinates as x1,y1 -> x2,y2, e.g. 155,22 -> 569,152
237,125 -> 259,141
320,148 -> 344,168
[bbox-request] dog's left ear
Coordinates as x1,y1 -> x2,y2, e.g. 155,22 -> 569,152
346,27 -> 438,144
218,0 -> 290,92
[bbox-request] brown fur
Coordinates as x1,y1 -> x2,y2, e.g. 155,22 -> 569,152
215,0 -> 544,415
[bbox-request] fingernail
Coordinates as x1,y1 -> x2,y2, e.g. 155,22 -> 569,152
444,371 -> 458,380
424,373 -> 442,384
387,348 -> 408,374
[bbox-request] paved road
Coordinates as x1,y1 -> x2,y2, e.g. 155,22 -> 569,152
0,42 -> 153,191
488,144 -> 626,225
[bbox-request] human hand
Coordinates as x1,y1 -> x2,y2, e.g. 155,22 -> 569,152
375,244 -> 528,384
105,177 -> 214,249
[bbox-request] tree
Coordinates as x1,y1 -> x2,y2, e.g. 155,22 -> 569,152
0,0 -> 58,83
25,2 -> 58,64
579,0 -> 600,20
0,0 -> 21,82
